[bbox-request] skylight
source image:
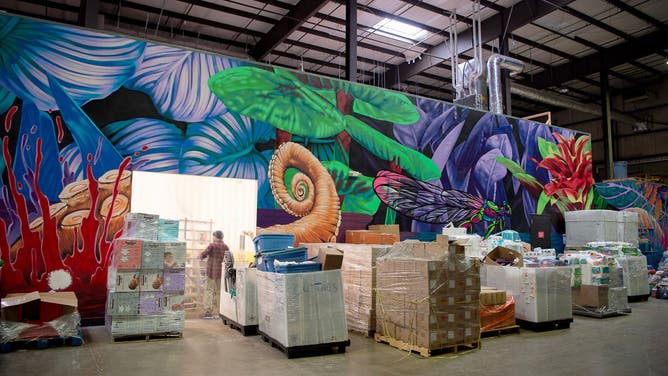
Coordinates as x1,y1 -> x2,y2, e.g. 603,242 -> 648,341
370,18 -> 427,43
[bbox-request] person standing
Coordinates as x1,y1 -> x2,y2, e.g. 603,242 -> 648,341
199,230 -> 234,317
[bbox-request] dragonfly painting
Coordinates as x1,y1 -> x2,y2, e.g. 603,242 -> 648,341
373,170 -> 511,238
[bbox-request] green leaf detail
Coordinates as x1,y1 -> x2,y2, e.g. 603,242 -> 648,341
349,83 -> 419,124
537,137 -> 559,159
494,157 -> 526,175
208,66 -> 344,138
344,115 -> 440,181
537,191 -> 550,214
322,161 -> 380,215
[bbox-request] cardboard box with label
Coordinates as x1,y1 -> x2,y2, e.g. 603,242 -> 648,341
345,230 -> 400,245
139,292 -> 164,315
107,292 -> 140,316
124,212 -> 159,241
318,247 -> 344,270
108,269 -> 142,292
163,241 -> 186,269
140,270 -> 164,292
142,241 -> 165,269
112,239 -> 143,270
163,269 -> 186,292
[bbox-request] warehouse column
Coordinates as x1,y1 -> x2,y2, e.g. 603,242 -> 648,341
499,35 -> 512,115
345,0 -> 357,82
78,0 -> 100,28
600,64 -> 614,179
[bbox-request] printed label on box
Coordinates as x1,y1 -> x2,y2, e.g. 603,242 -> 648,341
112,270 -> 141,292
113,239 -> 142,270
141,270 -> 164,292
163,269 -> 186,292
140,292 -> 163,315
107,292 -> 139,315
163,242 -> 186,269
142,242 -> 165,269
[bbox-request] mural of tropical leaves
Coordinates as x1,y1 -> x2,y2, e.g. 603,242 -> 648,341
13,102 -> 62,202
48,76 -> 124,178
0,86 -> 15,115
180,111 -> 275,207
394,101 -> 463,153
0,14 -> 145,111
344,115 -> 441,181
124,43 -> 243,122
208,67 -> 345,138
321,161 -> 380,215
103,118 -> 185,173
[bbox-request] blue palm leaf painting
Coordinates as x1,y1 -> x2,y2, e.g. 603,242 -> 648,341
12,102 -> 63,201
103,118 -> 185,173
49,76 -> 123,178
180,112 -> 275,207
0,14 -> 145,111
394,99 -> 467,154
124,43 -> 245,122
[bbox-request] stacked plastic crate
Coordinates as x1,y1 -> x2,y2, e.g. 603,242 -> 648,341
105,213 -> 187,340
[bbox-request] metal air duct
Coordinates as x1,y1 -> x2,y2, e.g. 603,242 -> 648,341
487,54 -> 524,114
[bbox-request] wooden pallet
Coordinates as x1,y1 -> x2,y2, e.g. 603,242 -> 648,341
516,318 -> 573,331
373,333 -> 480,357
0,334 -> 83,353
111,332 -> 182,343
573,306 -> 631,318
628,294 -> 650,303
258,330 -> 350,359
220,314 -> 258,336
481,325 -> 521,338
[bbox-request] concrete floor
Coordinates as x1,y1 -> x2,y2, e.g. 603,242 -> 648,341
1,299 -> 667,376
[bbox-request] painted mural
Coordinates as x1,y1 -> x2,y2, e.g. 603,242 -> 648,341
595,179 -> 668,265
0,14 -> 594,317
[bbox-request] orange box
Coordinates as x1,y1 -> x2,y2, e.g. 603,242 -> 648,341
345,230 -> 399,245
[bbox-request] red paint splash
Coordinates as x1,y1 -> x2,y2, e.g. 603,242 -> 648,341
134,151 -> 140,156
4,106 -> 18,132
1,134 -> 133,318
140,145 -> 149,151
55,116 -> 64,143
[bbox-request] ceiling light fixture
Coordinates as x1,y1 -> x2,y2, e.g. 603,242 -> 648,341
370,18 -> 427,43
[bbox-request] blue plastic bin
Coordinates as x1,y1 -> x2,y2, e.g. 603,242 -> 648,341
253,234 -> 295,253
257,247 -> 308,272
275,262 -> 321,274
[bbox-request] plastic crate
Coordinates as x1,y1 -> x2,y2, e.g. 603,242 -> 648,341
274,262 -> 321,274
257,247 -> 307,272
253,234 -> 295,253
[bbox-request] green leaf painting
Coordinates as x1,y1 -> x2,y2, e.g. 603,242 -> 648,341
349,83 -> 419,124
208,66 -> 344,138
344,115 -> 440,181
322,161 -> 380,215
537,137 -> 559,159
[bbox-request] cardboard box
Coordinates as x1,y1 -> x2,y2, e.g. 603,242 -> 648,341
565,210 -> 618,247
345,230 -> 399,245
480,288 -> 507,306
107,292 -> 139,316
158,219 -> 180,241
572,285 -> 609,308
318,247 -> 344,270
108,269 -> 141,292
142,241 -> 165,269
484,247 -> 524,267
2,291 -> 78,323
163,269 -> 186,292
163,293 -> 186,312
140,292 -> 164,315
368,224 -> 400,236
141,270 -> 164,292
163,241 -> 186,269
123,213 -> 159,241
112,239 -> 143,270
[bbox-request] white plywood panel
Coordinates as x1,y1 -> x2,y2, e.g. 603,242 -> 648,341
130,171 -> 257,254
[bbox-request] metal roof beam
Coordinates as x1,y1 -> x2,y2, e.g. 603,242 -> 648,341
385,0 -> 575,89
528,29 -> 668,89
251,0 -> 330,60
604,0 -> 668,33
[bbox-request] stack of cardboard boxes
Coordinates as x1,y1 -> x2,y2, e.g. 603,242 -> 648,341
105,213 -> 187,338
375,238 -> 481,352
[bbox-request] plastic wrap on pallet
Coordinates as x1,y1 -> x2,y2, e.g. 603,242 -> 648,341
482,264 -> 572,323
559,251 -> 620,286
480,296 -> 515,331
565,210 -> 618,247
123,213 -> 159,241
105,311 -> 185,337
0,312 -> 81,343
617,256 -> 650,296
158,219 -> 180,241
219,267 -> 258,326
338,244 -> 392,335
256,270 -> 348,348
375,240 -> 481,350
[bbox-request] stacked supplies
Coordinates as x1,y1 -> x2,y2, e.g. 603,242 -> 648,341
106,213 -> 186,339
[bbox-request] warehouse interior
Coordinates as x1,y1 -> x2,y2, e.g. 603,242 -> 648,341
0,0 -> 667,374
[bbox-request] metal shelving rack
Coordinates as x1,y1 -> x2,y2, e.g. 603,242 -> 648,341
179,218 -> 213,318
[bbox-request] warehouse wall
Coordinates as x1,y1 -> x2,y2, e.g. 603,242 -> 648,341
551,76 -> 668,181
0,14 -> 592,317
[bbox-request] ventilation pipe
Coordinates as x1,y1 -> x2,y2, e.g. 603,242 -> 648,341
487,54 -> 524,114
510,83 -> 644,127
